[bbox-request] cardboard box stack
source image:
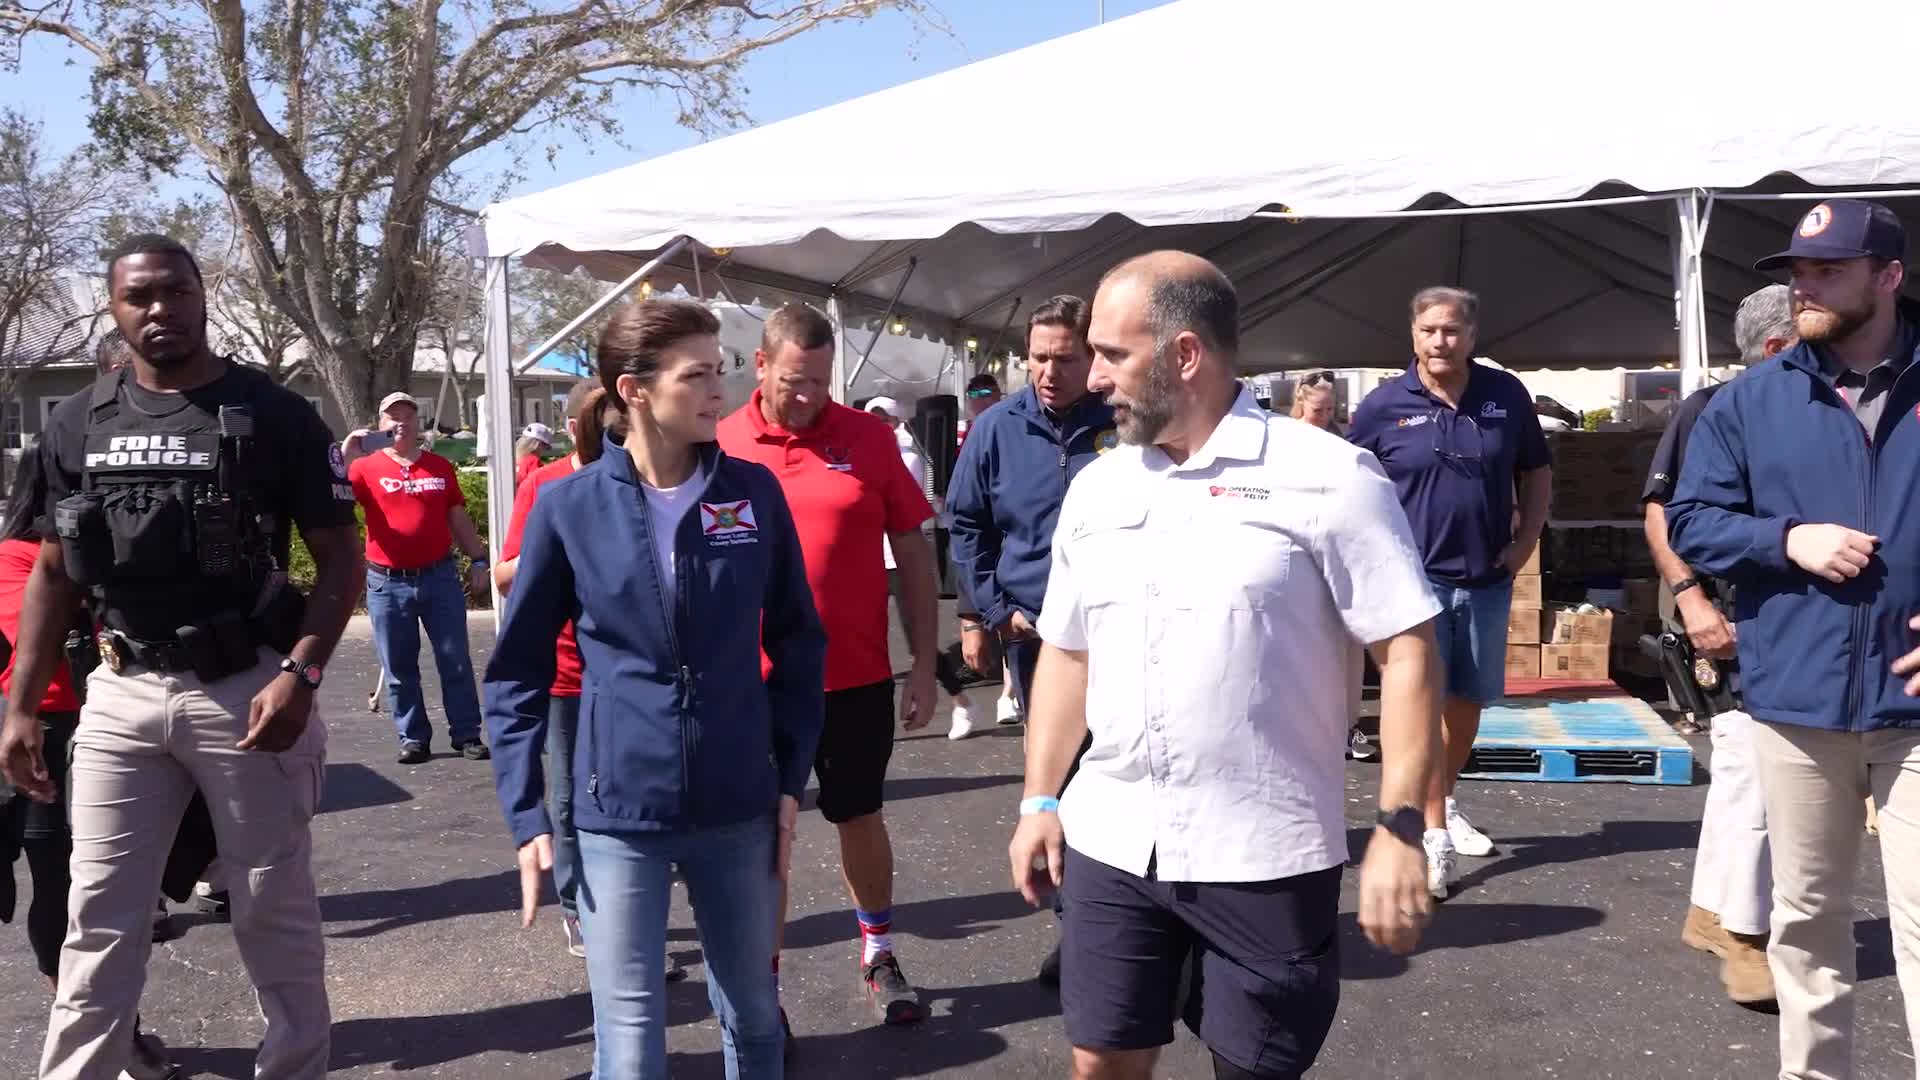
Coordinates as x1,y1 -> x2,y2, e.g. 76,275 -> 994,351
1532,526 -> 1664,682
1541,606 -> 1612,681
1495,431 -> 1671,684
1545,430 -> 1663,521
1610,578 -> 1665,679
1506,539 -> 1544,678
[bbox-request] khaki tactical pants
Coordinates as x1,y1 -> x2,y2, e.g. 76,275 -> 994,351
1751,721 -> 1920,1080
41,658 -> 329,1080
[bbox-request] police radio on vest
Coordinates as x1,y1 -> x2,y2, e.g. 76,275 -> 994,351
86,434 -> 214,468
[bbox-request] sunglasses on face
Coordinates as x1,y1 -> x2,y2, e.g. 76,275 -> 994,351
966,388 -> 995,399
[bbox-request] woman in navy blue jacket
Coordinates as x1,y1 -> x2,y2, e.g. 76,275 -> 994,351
485,299 -> 826,1078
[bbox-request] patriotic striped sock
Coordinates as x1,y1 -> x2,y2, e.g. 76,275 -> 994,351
856,908 -> 893,965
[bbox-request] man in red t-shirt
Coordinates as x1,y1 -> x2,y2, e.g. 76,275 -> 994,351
717,303 -> 938,1030
344,392 -> 492,765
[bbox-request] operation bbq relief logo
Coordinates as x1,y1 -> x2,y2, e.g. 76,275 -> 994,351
701,500 -> 760,546
1209,484 -> 1271,501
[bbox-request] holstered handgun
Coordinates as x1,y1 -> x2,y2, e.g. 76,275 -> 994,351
1640,629 -> 1738,720
63,629 -> 99,705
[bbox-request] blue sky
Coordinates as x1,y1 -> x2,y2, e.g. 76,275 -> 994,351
1,1 -> 1172,204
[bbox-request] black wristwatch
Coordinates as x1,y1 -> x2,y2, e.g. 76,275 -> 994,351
1671,577 -> 1701,597
1376,805 -> 1425,847
280,656 -> 324,691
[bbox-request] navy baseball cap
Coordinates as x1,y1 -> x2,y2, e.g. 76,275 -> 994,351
1755,199 -> 1906,271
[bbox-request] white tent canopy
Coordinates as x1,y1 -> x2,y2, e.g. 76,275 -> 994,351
469,0 -> 1920,560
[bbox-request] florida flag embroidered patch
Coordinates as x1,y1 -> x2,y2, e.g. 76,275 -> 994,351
701,500 -> 758,545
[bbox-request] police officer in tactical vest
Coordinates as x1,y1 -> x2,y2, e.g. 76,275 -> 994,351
0,234 -> 364,1080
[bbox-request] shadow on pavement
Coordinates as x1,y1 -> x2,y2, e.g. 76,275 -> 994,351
781,890 -> 1046,951
320,869 -> 518,938
672,976 -> 1059,1079
798,773 -> 1022,813
317,763 -> 413,815
1857,916 -> 1894,981
1339,902 -> 1608,980
1343,817 -> 1702,894
1442,818 -> 1702,893
324,991 -> 601,1071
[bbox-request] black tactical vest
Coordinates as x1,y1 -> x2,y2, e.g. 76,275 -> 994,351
54,367 -> 273,642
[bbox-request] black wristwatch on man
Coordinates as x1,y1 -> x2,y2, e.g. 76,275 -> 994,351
280,656 -> 324,691
1376,805 -> 1425,847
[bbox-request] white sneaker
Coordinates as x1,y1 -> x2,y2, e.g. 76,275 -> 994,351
563,915 -> 586,959
1347,725 -> 1376,760
995,695 -> 1023,726
1423,829 -> 1456,900
948,698 -> 983,740
1445,797 -> 1495,857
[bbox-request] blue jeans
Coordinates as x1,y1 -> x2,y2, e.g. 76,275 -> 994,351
576,820 -> 784,1079
365,561 -> 482,746
1428,577 -> 1514,707
549,694 -> 580,918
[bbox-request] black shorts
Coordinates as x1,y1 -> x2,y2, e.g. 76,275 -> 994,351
812,680 -> 895,824
1060,848 -> 1341,1079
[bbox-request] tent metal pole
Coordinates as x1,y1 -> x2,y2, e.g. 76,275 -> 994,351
982,297 -> 1023,377
1672,192 -> 1711,397
952,322 -> 967,404
827,294 -> 849,403
481,256 -> 516,625
515,236 -> 690,375
1715,188 -> 1920,202
1254,193 -> 1670,221
848,256 -> 918,387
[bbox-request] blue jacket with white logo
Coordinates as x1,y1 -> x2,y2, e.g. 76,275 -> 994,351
1667,313 -> 1920,733
485,437 -> 826,845
948,388 -> 1117,629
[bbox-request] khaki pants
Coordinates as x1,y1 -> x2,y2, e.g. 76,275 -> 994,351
1690,711 -> 1772,936
42,659 -> 330,1080
1751,720 -> 1920,1080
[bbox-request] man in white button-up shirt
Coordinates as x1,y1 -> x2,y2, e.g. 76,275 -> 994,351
1008,252 -> 1444,1080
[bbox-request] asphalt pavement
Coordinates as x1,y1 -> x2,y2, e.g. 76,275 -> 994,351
0,609 -> 1910,1078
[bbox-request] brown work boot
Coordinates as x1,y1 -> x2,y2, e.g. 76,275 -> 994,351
1720,930 -> 1776,1005
1682,904 -> 1729,957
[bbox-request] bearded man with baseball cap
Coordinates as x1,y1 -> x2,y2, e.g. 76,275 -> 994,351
343,391 -> 493,764
1666,199 -> 1920,1076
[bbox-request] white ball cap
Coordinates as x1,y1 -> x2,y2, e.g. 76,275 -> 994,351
378,391 -> 419,415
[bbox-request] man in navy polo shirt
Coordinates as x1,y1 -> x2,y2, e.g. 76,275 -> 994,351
1350,286 -> 1552,900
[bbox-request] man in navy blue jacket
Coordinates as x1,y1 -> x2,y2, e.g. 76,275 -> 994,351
948,296 -> 1116,989
1667,199 -> 1920,1078
948,295 -> 1117,714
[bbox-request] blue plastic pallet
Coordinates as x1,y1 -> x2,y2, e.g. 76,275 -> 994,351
1462,696 -> 1692,785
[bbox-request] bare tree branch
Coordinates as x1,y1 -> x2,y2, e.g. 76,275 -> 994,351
1,0 -> 931,425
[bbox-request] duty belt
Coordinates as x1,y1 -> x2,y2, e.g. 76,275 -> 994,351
95,625 -> 265,677
96,630 -> 196,675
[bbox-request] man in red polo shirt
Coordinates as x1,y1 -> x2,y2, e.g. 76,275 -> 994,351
344,392 -> 491,765
717,303 -> 938,1032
